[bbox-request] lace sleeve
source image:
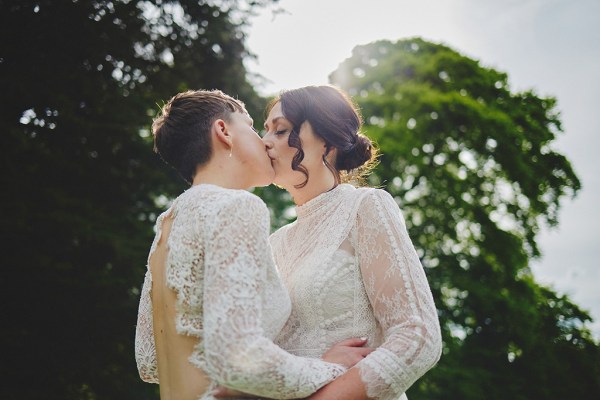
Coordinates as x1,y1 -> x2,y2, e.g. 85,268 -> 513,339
200,193 -> 345,398
354,190 -> 442,399
134,270 -> 159,383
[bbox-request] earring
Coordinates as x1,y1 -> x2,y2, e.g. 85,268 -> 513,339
229,147 -> 233,158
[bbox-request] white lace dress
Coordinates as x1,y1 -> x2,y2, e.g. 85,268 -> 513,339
135,184 -> 345,399
271,184 -> 442,400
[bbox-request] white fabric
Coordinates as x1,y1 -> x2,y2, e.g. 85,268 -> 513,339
135,184 -> 345,399
271,184 -> 442,399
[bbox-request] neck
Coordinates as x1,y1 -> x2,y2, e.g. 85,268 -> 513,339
286,170 -> 337,206
191,156 -> 248,190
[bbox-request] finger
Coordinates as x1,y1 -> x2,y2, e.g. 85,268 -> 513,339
360,347 -> 376,356
213,387 -> 237,398
213,387 -> 227,398
335,336 -> 369,347
348,346 -> 375,358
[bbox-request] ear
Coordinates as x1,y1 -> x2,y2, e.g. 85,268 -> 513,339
324,144 -> 337,164
212,118 -> 233,150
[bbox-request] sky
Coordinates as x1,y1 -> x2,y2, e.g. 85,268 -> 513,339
245,0 -> 600,337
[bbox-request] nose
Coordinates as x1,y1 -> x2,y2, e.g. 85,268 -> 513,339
262,134 -> 273,149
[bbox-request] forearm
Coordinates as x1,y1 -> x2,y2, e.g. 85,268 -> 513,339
135,272 -> 159,383
308,368 -> 371,400
205,336 -> 344,398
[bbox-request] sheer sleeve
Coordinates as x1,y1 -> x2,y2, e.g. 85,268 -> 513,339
134,270 -> 159,383
354,190 -> 442,399
199,193 -> 345,398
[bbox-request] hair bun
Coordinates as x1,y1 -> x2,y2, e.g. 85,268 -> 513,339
336,134 -> 373,171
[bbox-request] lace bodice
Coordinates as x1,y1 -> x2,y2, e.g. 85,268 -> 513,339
135,184 -> 345,399
271,184 -> 442,399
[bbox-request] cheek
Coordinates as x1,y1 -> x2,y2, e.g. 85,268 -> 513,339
278,141 -> 297,171
241,136 -> 267,164
272,139 -> 292,161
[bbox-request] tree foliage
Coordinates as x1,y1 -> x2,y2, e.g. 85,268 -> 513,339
3,1 -> 598,397
326,38 -> 599,399
0,1 -> 274,398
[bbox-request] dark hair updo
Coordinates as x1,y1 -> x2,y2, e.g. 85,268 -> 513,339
268,85 -> 377,187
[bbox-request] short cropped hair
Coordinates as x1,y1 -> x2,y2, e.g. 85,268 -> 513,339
152,89 -> 246,184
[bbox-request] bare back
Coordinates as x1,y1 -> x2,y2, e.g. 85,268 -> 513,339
149,215 -> 210,400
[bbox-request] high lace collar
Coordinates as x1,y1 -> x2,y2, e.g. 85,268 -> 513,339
295,184 -> 355,219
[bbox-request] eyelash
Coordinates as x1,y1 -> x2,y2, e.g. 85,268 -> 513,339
275,129 -> 288,136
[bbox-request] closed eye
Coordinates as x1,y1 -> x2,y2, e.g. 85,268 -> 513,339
275,129 -> 288,136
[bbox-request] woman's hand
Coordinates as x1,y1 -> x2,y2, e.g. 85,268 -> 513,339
213,338 -> 373,398
321,337 -> 374,368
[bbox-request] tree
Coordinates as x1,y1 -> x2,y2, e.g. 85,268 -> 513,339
0,1 -> 274,398
325,38 -> 599,399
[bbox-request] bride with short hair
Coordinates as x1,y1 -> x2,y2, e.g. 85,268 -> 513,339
135,89 -> 372,400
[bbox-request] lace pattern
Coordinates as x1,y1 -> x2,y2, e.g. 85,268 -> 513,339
135,269 -> 158,383
134,184 -> 345,398
272,184 -> 442,399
